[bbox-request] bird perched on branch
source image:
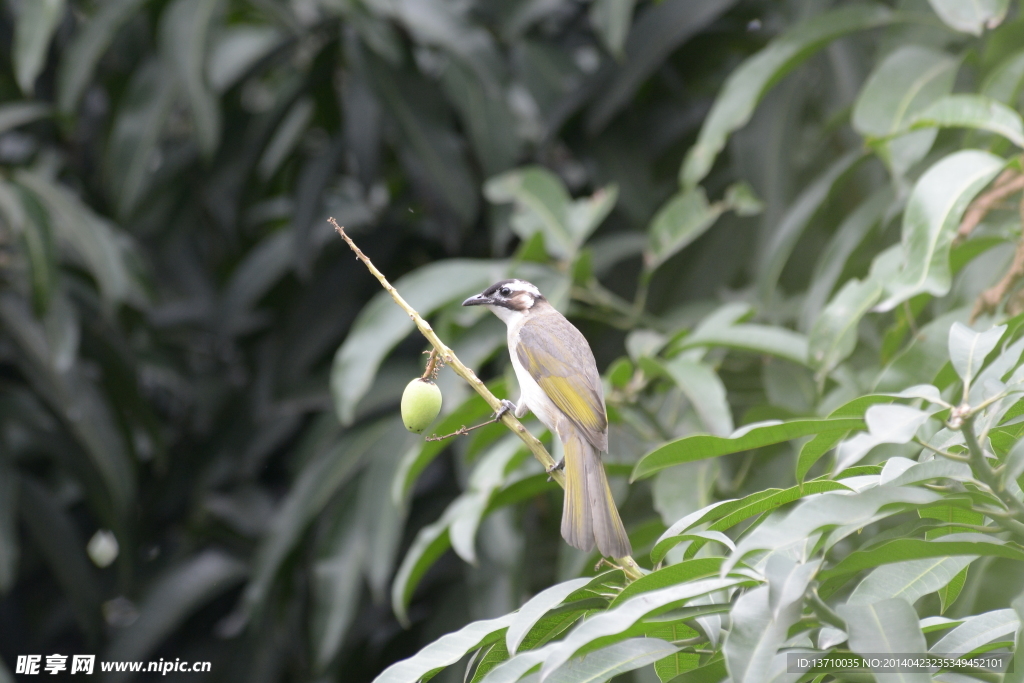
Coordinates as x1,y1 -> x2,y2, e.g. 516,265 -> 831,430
463,279 -> 631,558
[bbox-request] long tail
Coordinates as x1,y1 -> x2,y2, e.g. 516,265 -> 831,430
561,429 -> 632,558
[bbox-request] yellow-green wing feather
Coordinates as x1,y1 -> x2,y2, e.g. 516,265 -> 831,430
516,313 -> 607,443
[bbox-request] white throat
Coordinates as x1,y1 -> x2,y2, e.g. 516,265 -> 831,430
488,304 -> 526,326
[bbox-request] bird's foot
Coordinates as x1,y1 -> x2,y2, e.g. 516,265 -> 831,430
495,399 -> 517,420
546,459 -> 565,480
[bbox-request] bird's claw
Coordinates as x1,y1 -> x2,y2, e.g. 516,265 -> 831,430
546,459 -> 565,477
495,399 -> 516,420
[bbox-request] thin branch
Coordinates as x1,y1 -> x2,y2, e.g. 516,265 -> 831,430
956,171 -> 1024,242
913,437 -> 969,462
330,218 -> 644,580
426,417 -> 502,442
962,417 -> 1024,541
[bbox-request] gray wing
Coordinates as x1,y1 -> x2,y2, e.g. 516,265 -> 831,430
516,310 -> 608,451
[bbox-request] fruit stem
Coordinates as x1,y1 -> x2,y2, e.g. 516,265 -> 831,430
330,218 -> 643,580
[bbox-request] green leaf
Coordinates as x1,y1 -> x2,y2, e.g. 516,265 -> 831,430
654,357 -> 733,436
949,322 -> 1006,384
391,516 -> 451,628
106,551 -> 247,679
207,25 -> 283,93
485,167 -> 614,260
982,48 -> 1024,105
479,643 -> 557,683
644,187 -> 725,270
820,536 -> 1024,582
373,615 -> 514,683
837,599 -> 930,683
847,555 -> 977,606
13,0 -> 65,94
0,458 -> 16,594
311,498 -> 364,673
330,259 -> 504,424
547,638 -> 680,683
724,486 -> 942,573
676,322 -> 809,366
801,188 -> 891,332
363,49 -> 479,225
1007,594 -> 1024,683
757,150 -> 864,301
0,180 -> 56,314
15,169 -> 142,307
632,418 -> 864,481
851,46 -> 959,178
244,421 -> 395,613
0,102 -> 50,135
538,578 -> 749,681
680,3 -> 900,188
877,151 -> 1006,311
907,94 -> 1024,147
440,60 -> 520,177
587,0 -> 737,132
56,0 -> 149,113
507,578 -> 593,654
725,559 -> 813,683
927,0 -> 1009,35
159,0 -> 222,158
611,558 -> 723,607
104,59 -> 178,218
470,640 -> 510,683
19,477 -> 101,640
589,0 -> 637,57
652,481 -> 851,563
809,277 -> 884,376
937,564 -> 966,615
931,608 -> 1019,654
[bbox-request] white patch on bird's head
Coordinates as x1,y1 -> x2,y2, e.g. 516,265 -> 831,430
463,279 -> 546,324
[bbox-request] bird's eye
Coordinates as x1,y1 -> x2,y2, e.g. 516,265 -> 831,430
499,287 -> 511,297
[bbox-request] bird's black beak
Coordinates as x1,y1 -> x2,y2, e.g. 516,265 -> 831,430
462,293 -> 490,307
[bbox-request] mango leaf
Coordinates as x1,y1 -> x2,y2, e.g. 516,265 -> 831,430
982,49 -> 1024,105
653,357 -> 733,436
372,615 -> 514,683
907,94 -> 1024,147
927,0 -> 1009,35
0,459 -> 16,594
440,60 -> 520,177
507,578 -> 593,655
0,102 -> 50,135
243,421 -> 394,613
837,599 -> 930,683
757,150 -> 864,301
820,536 -> 1024,582
311,499 -> 365,674
363,50 -> 479,225
652,481 -> 850,563
834,404 -> 934,472
675,322 -> 809,366
644,187 -> 725,270
948,322 -> 1005,385
106,551 -> 247,681
159,0 -> 222,158
538,578 -> 749,681
57,0 -> 149,113
680,4 -> 899,188
724,486 -> 942,573
725,559 -> 814,683
589,0 -> 636,57
930,608 -> 1018,654
19,477 -> 101,641
632,418 -> 864,481
851,46 -> 958,178
809,277 -> 884,376
104,59 -> 178,219
391,515 -> 451,628
13,0 -> 65,94
546,637 -> 679,683
876,151 -> 1006,311
847,555 -> 977,606
801,188 -> 891,332
587,0 -> 737,132
331,259 -> 504,424
611,558 -> 723,607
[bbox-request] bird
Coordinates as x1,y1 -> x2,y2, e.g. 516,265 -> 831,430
462,279 -> 632,558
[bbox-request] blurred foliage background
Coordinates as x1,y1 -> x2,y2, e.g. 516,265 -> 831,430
5,0 -> 1024,681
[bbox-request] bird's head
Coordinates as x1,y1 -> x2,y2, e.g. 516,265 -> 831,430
462,279 -> 545,323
